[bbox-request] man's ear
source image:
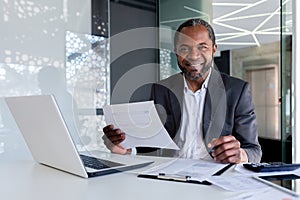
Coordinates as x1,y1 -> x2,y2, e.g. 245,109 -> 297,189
212,44 -> 217,54
173,47 -> 177,55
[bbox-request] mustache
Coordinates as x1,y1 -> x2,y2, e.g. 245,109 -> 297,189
178,61 -> 212,78
184,57 -> 207,67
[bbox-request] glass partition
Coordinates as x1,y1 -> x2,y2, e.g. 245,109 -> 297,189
0,0 -> 110,159
281,0 -> 293,162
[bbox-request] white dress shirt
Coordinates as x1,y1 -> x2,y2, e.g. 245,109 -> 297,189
173,70 -> 213,160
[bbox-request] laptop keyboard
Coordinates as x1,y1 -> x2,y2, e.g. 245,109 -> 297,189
80,154 -> 123,170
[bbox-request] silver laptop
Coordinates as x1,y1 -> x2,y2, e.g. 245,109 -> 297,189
5,95 -> 153,178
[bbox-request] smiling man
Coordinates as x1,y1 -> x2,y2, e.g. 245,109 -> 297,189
103,18 -> 262,164
175,23 -> 214,83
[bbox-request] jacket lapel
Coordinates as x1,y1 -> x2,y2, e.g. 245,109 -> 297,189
166,73 -> 184,137
203,69 -> 227,147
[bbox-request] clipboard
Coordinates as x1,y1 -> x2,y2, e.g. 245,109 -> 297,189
137,163 -> 234,185
137,173 -> 212,185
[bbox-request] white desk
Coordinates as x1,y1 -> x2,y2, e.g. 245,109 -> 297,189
0,157 -> 297,200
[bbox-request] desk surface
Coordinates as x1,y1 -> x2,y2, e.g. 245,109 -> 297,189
0,156 -> 297,200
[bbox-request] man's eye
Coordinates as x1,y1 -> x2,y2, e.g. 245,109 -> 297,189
198,45 -> 208,51
179,47 -> 189,53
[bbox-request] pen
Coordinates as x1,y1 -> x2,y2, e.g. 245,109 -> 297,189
209,146 -> 217,155
212,163 -> 235,176
209,143 -> 223,156
208,136 -> 233,156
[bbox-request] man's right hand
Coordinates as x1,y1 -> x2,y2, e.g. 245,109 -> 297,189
102,124 -> 130,155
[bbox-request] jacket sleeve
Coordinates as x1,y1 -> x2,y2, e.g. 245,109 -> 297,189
234,83 -> 262,163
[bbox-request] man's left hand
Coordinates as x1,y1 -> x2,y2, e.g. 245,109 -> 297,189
208,135 -> 248,164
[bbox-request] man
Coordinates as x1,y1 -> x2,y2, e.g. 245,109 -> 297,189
103,18 -> 262,164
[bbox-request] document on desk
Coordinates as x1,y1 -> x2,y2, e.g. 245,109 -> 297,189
207,175 -> 269,191
103,101 -> 179,150
140,158 -> 228,182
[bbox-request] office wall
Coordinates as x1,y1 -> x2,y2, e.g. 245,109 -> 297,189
109,1 -> 158,104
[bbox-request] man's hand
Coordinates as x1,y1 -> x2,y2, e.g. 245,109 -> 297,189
102,124 -> 131,155
208,135 -> 248,164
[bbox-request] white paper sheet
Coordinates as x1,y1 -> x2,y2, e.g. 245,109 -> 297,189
207,175 -> 269,191
103,101 -> 179,150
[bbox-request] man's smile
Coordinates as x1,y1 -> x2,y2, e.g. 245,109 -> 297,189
184,61 -> 205,68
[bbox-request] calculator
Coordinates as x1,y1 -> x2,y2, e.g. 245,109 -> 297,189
243,162 -> 300,172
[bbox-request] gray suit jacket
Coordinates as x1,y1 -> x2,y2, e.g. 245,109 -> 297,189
140,68 -> 262,163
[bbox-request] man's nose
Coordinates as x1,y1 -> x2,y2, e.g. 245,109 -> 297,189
187,48 -> 201,60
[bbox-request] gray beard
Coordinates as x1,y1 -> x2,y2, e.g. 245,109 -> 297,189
179,63 -> 212,81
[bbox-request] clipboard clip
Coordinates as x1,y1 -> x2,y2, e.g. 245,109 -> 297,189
157,173 -> 191,182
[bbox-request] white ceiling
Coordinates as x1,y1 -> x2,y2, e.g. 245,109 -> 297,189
114,0 -> 293,52
212,0 -> 292,51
